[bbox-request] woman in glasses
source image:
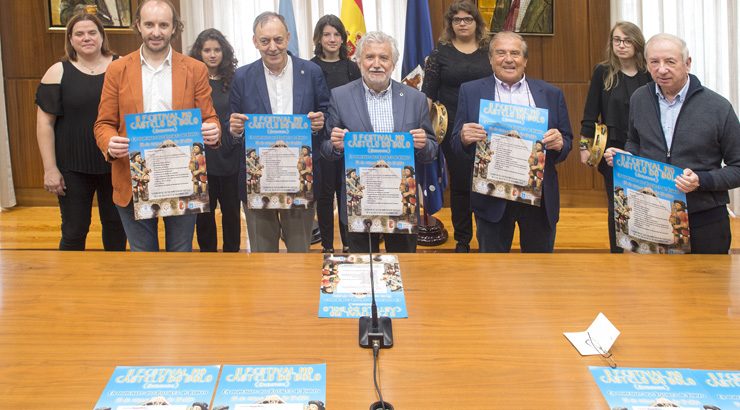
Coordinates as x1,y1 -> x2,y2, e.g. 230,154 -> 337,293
580,21 -> 651,253
422,0 -> 492,253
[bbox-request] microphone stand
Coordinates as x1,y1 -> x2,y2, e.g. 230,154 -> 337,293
358,221 -> 393,349
358,221 -> 394,410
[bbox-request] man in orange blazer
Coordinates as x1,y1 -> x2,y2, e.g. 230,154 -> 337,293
94,0 -> 220,252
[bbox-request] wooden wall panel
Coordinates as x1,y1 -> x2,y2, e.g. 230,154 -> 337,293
1,0 -> 180,205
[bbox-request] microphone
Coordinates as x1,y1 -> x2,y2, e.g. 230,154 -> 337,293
359,219 -> 393,349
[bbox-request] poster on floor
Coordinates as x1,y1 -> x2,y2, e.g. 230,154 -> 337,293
473,99 -> 549,206
126,108 -> 209,220
343,132 -> 417,234
318,254 -> 407,319
93,365 -> 220,409
244,114 -> 314,210
612,153 -> 690,254
212,364 -> 326,409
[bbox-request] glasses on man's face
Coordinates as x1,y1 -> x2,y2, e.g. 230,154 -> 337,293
612,37 -> 634,47
452,16 -> 475,25
587,332 -> 617,369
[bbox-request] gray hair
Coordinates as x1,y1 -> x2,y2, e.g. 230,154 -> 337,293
489,31 -> 528,58
646,33 -> 690,62
253,11 -> 288,34
356,31 -> 400,65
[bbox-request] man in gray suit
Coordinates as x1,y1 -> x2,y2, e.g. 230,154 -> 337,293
323,31 -> 438,253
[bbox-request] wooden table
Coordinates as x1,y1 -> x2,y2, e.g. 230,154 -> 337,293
0,251 -> 738,409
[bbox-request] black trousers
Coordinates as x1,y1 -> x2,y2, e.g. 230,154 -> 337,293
347,232 -> 417,253
690,214 -> 731,254
449,188 -> 473,245
57,170 -> 126,251
195,173 -> 241,252
316,156 -> 347,250
598,159 -> 623,253
476,201 -> 556,253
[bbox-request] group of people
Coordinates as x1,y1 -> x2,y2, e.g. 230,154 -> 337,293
35,0 -> 739,255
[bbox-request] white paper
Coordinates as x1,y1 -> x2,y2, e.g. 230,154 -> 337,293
335,263 -> 388,294
564,312 -> 620,356
359,166 -> 403,216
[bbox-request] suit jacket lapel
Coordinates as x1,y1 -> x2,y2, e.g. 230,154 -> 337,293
292,56 -> 305,113
171,52 -> 187,110
391,81 -> 406,132
529,79 -> 546,109
352,80 -> 373,131
127,54 -> 144,113
254,64 -> 272,114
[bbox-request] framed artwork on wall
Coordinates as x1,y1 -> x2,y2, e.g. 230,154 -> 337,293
477,0 -> 554,36
47,0 -> 133,30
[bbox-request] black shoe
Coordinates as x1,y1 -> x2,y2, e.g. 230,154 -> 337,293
322,247 -> 334,254
455,242 -> 470,253
342,246 -> 350,253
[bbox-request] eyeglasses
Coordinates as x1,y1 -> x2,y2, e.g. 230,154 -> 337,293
587,332 -> 617,369
612,37 -> 634,47
452,16 -> 475,25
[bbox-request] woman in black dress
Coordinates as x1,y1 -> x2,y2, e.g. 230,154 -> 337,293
35,12 -> 126,251
311,14 -> 361,253
422,0 -> 492,253
189,28 -> 241,252
580,21 -> 651,253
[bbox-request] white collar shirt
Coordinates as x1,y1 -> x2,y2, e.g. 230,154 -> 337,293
264,56 -> 294,114
140,45 -> 173,113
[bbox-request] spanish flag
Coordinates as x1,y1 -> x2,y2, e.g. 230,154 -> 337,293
340,0 -> 366,57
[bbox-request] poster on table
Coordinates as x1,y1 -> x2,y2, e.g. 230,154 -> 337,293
126,109 -> 209,220
473,99 -> 549,206
93,365 -> 220,410
692,369 -> 740,409
612,153 -> 690,254
318,254 -> 407,319
589,366 -> 738,410
212,364 -> 326,409
343,132 -> 417,234
244,114 -> 314,209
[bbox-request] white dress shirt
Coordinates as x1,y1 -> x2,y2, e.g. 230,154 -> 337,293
264,57 -> 294,114
140,45 -> 173,113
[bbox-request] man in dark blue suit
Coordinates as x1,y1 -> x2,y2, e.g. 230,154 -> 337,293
451,31 -> 572,253
323,31 -> 438,253
228,11 -> 330,252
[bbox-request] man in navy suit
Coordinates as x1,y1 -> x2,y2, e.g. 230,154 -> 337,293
229,11 -> 330,252
451,31 -> 572,253
323,31 -> 438,253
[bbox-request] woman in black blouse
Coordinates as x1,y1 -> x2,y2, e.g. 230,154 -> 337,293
35,12 -> 126,251
311,14 -> 361,253
189,28 -> 241,252
423,0 -> 492,253
580,21 -> 651,253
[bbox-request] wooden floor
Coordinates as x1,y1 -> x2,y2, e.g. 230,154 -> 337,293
1,206 -> 739,252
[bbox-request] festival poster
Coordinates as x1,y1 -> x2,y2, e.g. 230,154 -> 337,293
318,254 -> 407,319
343,132 -> 417,234
244,114 -> 314,209
126,109 -> 209,220
211,364 -> 326,409
93,365 -> 220,410
590,367 -> 712,409
692,369 -> 740,409
613,153 -> 690,254
473,99 -> 549,206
